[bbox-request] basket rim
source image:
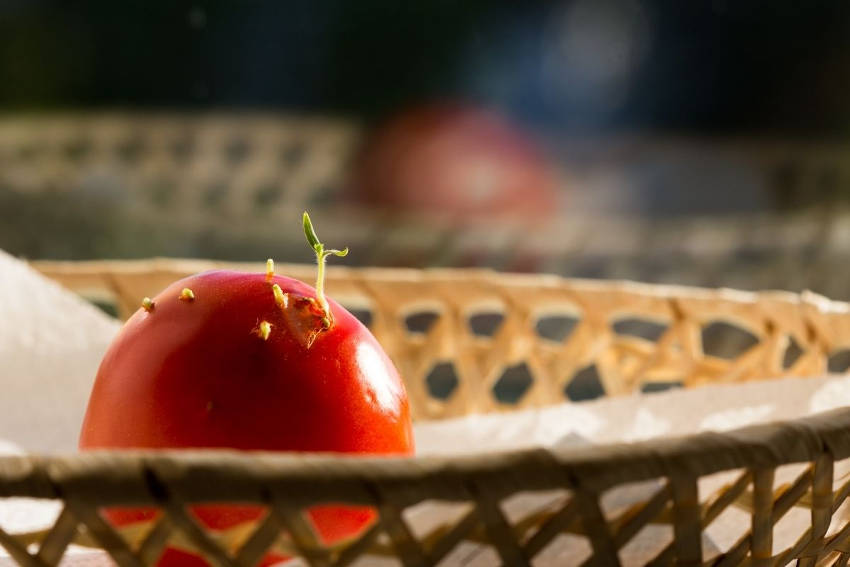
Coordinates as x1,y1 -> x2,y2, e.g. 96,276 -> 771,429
3,406 -> 849,502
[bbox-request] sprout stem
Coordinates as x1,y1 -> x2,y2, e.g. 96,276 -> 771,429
272,283 -> 288,308
302,211 -> 348,324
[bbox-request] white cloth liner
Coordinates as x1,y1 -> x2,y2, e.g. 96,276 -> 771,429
0,250 -> 119,453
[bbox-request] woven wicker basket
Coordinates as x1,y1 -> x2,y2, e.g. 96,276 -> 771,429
3,259 -> 850,566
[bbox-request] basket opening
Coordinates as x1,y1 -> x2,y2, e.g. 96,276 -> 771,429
225,137 -> 251,165
401,498 -> 506,566
499,488 -> 573,554
185,503 -> 270,533
500,489 -> 571,533
492,362 -> 534,404
400,499 -> 475,543
203,182 -> 229,211
698,468 -> 749,561
0,498 -> 63,543
170,136 -> 195,160
701,321 -> 760,360
280,141 -> 307,166
828,349 -> 850,373
640,381 -> 683,394
829,494 -> 850,539
612,318 -> 668,342
116,136 -> 146,164
403,310 -> 441,335
533,534 -> 593,565
342,306 -> 373,329
565,365 -> 605,402
85,297 -> 120,319
618,523 -> 673,565
600,479 -> 667,522
146,179 -> 176,208
62,137 -> 92,162
535,314 -> 579,343
425,362 -> 460,401
467,311 -> 505,338
253,183 -> 284,211
782,336 -> 805,370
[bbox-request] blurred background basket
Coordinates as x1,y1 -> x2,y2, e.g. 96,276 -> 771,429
2,262 -> 850,566
5,112 -> 850,301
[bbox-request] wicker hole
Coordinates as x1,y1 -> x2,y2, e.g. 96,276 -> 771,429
0,499 -> 63,536
115,137 -> 146,163
612,318 -> 668,342
15,144 -> 42,161
62,138 -> 92,162
782,336 -> 804,370
97,506 -> 163,543
533,534 -> 593,564
600,480 -> 673,564
281,142 -> 307,166
186,503 -> 270,539
565,365 -> 605,402
698,469 -> 749,560
773,504 -> 809,557
146,179 -> 175,208
308,184 -> 337,206
203,182 -> 229,210
401,500 -> 474,542
344,306 -> 373,328
617,519 -> 672,564
492,362 -> 534,404
500,489 -> 570,542
225,138 -> 251,165
831,461 -> 850,532
170,137 -> 196,161
703,503 -> 750,561
773,463 -> 814,540
600,479 -> 666,521
86,297 -> 120,319
535,315 -> 579,343
253,183 -> 284,210
828,350 -> 850,373
404,311 -> 441,335
640,381 -> 683,394
701,321 -> 759,360
829,493 -> 850,538
468,311 -> 505,337
425,362 -> 459,401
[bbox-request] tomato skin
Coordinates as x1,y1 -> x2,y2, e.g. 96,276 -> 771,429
349,103 -> 559,221
79,270 -> 413,564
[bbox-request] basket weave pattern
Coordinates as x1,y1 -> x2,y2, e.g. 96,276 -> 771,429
32,259 -> 850,420
1,261 -> 850,565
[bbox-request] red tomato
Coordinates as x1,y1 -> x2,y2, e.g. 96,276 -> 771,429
349,102 -> 559,221
79,268 -> 413,565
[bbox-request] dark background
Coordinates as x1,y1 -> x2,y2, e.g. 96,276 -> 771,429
3,0 -> 849,137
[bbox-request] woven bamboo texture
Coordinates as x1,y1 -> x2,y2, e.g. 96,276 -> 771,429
1,260 -> 850,565
32,259 -> 850,420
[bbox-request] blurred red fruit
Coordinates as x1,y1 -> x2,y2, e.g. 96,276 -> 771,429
349,103 -> 560,221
